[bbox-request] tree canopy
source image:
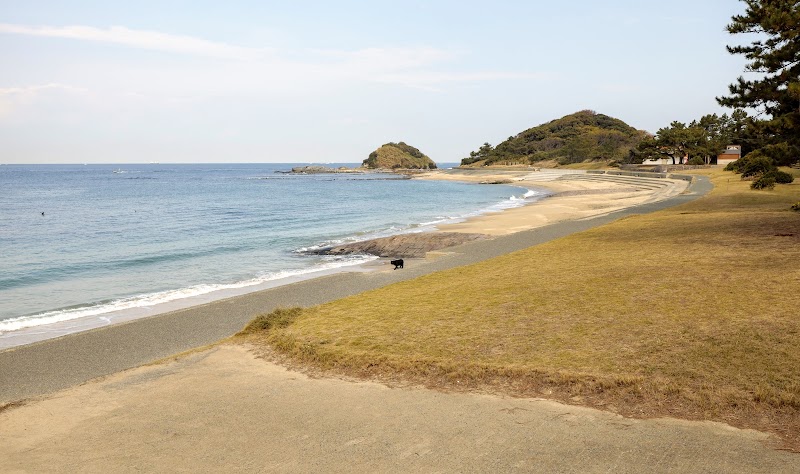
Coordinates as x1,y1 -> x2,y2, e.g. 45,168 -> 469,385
630,111 -> 752,165
717,0 -> 800,164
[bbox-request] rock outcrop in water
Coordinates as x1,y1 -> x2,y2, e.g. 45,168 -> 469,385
289,165 -> 362,174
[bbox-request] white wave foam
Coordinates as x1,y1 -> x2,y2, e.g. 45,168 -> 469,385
0,256 -> 377,334
465,187 -> 546,215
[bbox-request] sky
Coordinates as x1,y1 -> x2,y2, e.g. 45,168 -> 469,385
0,0 -> 754,164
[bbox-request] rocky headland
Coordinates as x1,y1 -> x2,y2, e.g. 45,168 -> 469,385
363,142 -> 437,170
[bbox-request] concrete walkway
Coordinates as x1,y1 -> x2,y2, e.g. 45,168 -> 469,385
1,345 -> 795,473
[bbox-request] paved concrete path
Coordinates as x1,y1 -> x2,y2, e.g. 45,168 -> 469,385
1,345 -> 795,473
0,176 -> 712,404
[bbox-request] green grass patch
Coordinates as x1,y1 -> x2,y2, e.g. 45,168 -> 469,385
239,307 -> 303,335
241,169 -> 800,449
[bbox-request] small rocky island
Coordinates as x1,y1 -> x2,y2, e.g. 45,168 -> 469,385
363,142 -> 437,170
286,142 -> 436,174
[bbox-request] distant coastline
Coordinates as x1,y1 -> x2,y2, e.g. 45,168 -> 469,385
0,163 -> 520,349
0,168 -> 709,405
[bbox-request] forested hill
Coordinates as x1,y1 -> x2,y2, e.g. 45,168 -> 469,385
363,142 -> 437,169
462,110 -> 647,166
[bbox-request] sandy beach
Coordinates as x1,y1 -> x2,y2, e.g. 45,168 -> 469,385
419,168 -> 689,235
306,168 -> 689,258
5,169 -> 701,398
0,168 -> 687,350
5,170 -> 791,472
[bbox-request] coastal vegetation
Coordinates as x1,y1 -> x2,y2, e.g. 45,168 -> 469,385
725,151 -> 795,190
717,0 -> 799,165
635,0 -> 799,171
631,111 -> 752,165
466,2 -> 799,173
461,110 -> 647,166
240,167 -> 800,449
240,307 -> 303,334
363,142 -> 437,169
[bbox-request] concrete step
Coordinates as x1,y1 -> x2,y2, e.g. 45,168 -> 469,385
558,175 -> 668,190
521,170 -> 586,181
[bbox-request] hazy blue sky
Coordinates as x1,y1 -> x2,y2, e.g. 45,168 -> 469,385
1,1 -> 753,164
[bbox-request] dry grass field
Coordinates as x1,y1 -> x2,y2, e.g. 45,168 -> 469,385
240,168 -> 800,449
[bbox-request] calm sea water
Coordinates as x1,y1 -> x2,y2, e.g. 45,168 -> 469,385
0,163 -> 542,341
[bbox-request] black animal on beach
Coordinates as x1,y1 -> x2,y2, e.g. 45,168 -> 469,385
391,259 -> 404,270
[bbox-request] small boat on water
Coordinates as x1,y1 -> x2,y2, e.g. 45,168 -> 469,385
112,168 -> 124,174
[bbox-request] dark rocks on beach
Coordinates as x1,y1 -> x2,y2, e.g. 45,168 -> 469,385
478,179 -> 515,184
308,232 -> 489,259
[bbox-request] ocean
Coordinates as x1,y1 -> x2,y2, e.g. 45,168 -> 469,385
0,163 -> 544,347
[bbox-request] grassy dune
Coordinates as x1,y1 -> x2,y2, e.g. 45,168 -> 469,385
241,168 -> 800,448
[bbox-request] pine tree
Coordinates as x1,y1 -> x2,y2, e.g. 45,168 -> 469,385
717,0 -> 800,164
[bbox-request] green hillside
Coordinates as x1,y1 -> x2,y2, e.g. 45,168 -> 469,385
363,142 -> 437,169
462,110 -> 647,166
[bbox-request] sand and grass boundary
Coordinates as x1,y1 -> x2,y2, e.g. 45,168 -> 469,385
0,169 -> 708,404
238,168 -> 800,450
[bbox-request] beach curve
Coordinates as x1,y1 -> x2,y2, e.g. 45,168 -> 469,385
9,172 -> 795,471
0,169 -> 709,404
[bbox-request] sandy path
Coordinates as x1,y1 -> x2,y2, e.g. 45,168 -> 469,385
1,345 -> 794,473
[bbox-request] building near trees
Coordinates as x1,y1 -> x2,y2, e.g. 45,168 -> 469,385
716,145 -> 742,166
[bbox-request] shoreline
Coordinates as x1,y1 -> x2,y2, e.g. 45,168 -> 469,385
0,168 -> 687,350
0,172 -> 542,349
0,171 -> 711,404
0,261 -> 380,350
